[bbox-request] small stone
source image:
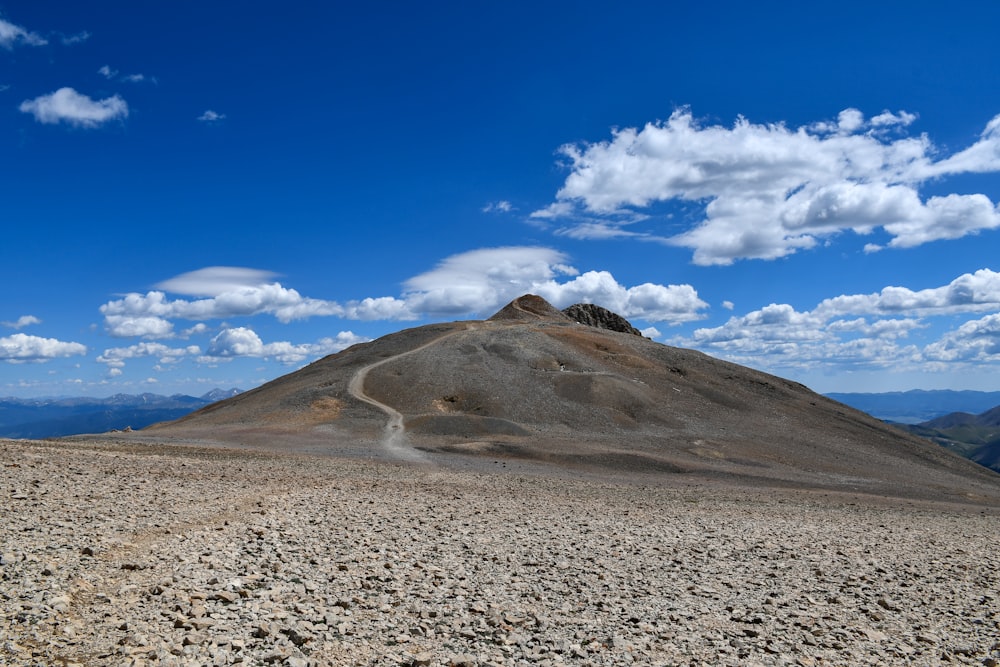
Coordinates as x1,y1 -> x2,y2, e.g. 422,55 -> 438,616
212,591 -> 240,604
877,598 -> 899,611
449,655 -> 477,667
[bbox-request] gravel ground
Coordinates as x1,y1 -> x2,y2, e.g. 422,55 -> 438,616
2,437 -> 999,666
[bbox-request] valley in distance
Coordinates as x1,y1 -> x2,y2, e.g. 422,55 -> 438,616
3,295 -> 999,666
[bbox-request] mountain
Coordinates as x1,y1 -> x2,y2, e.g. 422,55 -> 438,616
902,406 -> 1000,473
0,389 -> 242,439
139,295 -> 1000,504
824,389 -> 1000,423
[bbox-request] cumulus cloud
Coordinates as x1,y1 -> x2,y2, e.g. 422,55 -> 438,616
205,328 -> 368,364
676,268 -> 1000,374
403,247 -> 708,324
20,87 -> 128,128
924,313 -> 1000,363
815,268 -> 1000,317
100,284 -> 349,335
97,342 -> 200,369
536,108 -> 1000,264
0,16 -> 46,49
102,249 -> 710,339
0,334 -> 86,363
2,315 -> 41,330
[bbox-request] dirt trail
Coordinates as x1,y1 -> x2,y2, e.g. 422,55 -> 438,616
347,324 -> 472,463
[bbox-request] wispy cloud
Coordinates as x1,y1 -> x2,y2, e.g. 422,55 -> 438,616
20,87 -> 128,128
197,110 -> 226,123
1,334 -> 86,363
1,315 -> 41,330
99,66 -> 152,84
537,108 -> 1000,265
60,30 -> 90,46
482,200 -> 513,213
0,16 -> 47,49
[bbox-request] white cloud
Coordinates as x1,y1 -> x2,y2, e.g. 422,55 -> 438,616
924,313 -> 1000,363
60,31 -> 89,45
482,200 -> 513,213
815,268 -> 1000,317
98,66 -> 149,84
401,247 -> 708,324
677,268 -> 1000,375
537,108 -> 1000,264
198,110 -> 226,122
0,17 -> 46,49
2,315 -> 41,330
156,266 -> 281,297
20,87 -> 128,128
534,271 -> 707,324
104,314 -> 175,339
403,247 -> 578,315
205,327 -> 368,364
102,249 -> 710,337
0,334 -> 86,363
97,342 -> 201,369
100,284 -> 350,333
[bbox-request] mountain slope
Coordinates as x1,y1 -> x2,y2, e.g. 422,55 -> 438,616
903,406 -> 1000,473
143,296 -> 1000,503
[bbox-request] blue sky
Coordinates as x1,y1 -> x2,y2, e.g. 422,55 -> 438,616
3,2 -> 1000,398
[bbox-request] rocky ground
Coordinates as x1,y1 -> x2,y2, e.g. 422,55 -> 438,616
2,437 -> 1000,666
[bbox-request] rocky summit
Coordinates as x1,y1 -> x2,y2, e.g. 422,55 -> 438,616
3,295 -> 1000,666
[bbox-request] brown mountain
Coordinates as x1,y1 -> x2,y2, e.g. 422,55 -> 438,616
145,295 -> 1000,503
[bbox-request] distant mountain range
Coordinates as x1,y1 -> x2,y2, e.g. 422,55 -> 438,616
0,389 -> 242,439
824,389 -> 1000,474
899,407 -> 1000,473
824,389 -> 1000,423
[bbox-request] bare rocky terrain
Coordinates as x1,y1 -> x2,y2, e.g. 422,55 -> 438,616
3,438 -> 999,667
4,296 -> 1000,666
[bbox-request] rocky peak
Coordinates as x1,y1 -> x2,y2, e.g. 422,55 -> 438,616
562,303 -> 642,336
488,295 -> 573,322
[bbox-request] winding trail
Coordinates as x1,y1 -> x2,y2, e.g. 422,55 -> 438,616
347,324 -> 473,462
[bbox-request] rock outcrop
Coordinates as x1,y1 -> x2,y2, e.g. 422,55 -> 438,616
562,302 -> 643,336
